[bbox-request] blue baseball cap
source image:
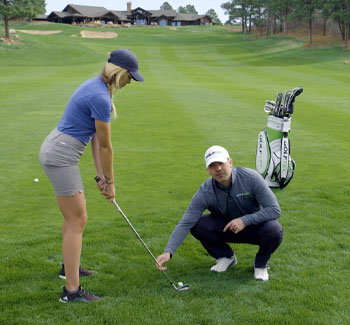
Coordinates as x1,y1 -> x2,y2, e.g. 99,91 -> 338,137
108,49 -> 145,82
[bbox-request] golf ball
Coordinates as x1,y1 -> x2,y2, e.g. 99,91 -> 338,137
34,178 -> 39,183
178,282 -> 183,286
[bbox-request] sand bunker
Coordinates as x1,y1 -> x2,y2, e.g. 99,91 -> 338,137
17,30 -> 62,35
80,30 -> 118,38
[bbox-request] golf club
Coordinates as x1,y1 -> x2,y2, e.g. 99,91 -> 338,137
275,93 -> 284,117
282,90 -> 292,117
94,176 -> 189,292
273,93 -> 284,117
264,100 -> 275,113
285,86 -> 303,116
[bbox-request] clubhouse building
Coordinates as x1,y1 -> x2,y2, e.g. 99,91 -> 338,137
45,3 -> 213,26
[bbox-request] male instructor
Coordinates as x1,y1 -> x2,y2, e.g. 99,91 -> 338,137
156,145 -> 283,281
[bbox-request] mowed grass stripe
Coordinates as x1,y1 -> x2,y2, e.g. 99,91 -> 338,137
158,49 -> 250,162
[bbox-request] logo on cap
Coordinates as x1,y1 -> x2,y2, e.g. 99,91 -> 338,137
204,146 -> 230,168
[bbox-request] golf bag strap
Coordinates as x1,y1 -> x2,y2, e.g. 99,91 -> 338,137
279,159 -> 296,189
280,135 -> 290,180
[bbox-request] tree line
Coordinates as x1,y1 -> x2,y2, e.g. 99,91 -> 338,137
160,2 -> 222,25
221,0 -> 350,46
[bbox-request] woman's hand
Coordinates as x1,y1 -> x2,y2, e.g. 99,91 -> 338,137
102,179 -> 115,201
95,175 -> 105,192
95,176 -> 114,201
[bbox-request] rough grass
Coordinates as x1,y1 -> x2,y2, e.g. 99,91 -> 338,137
0,23 -> 349,324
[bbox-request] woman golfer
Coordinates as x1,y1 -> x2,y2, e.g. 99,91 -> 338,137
39,49 -> 144,302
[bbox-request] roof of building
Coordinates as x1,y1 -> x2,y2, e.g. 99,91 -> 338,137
108,11 -> 128,20
148,10 -> 177,18
130,7 -> 152,17
173,13 -> 206,21
48,11 -> 82,18
63,4 -> 109,17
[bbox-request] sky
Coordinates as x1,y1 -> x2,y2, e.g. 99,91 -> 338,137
44,0 -> 228,24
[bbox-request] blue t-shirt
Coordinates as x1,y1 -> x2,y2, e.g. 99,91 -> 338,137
57,75 -> 112,145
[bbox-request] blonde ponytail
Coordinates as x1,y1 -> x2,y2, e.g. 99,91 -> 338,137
101,60 -> 129,119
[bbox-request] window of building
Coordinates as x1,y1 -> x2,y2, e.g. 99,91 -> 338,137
136,18 -> 146,25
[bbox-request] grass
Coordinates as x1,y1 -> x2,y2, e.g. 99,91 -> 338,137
1,23 -> 350,324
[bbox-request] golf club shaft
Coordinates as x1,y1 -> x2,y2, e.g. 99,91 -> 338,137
111,199 -> 177,289
94,176 -> 185,291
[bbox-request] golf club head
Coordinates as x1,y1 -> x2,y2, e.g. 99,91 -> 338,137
176,284 -> 190,291
264,100 -> 275,113
291,86 -> 303,98
282,90 -> 292,117
274,93 -> 284,117
264,105 -> 274,113
286,86 -> 303,115
265,100 -> 275,106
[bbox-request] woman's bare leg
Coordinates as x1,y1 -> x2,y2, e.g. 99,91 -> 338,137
56,190 -> 87,291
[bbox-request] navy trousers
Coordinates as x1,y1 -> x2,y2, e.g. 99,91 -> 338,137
190,214 -> 284,268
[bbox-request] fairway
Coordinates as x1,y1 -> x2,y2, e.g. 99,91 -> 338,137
1,23 -> 349,324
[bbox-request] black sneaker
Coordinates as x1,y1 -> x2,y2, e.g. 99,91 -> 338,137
59,285 -> 102,303
59,263 -> 97,280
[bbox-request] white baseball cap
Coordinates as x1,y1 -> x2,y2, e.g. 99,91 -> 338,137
204,145 -> 230,168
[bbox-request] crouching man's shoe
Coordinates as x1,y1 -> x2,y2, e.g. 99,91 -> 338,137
254,266 -> 269,281
210,254 -> 237,272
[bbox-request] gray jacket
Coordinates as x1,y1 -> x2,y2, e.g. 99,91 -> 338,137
165,167 -> 281,255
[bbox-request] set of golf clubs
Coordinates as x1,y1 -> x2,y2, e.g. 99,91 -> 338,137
94,176 -> 189,292
264,86 -> 303,118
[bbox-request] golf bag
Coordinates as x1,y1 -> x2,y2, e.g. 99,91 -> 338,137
256,87 -> 303,189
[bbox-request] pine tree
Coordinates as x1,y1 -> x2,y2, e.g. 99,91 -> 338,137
1,0 -> 45,38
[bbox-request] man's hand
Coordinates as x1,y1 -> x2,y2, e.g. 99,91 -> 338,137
156,252 -> 171,270
223,218 -> 245,234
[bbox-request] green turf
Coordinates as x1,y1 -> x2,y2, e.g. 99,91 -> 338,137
0,23 -> 349,324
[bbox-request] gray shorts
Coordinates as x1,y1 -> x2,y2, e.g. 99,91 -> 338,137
39,128 -> 87,196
